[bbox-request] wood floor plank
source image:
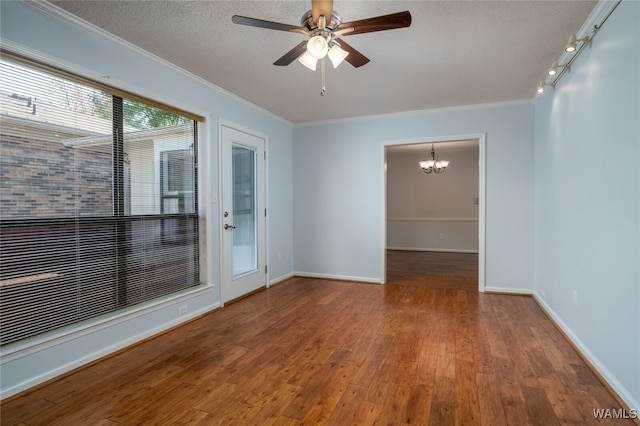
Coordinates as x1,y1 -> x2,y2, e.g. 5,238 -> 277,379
404,383 -> 433,425
282,349 -> 350,419
161,407 -> 211,425
429,399 -> 455,426
476,372 -> 508,426
300,359 -> 360,424
353,400 -> 384,424
454,359 -> 482,425
1,251 -> 633,425
0,397 -> 55,426
245,383 -> 302,425
521,385 -> 561,426
325,383 -> 369,425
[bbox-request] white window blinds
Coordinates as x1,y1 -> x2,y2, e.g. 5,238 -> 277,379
0,55 -> 201,345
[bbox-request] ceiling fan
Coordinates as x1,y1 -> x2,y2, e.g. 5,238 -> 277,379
232,0 -> 411,94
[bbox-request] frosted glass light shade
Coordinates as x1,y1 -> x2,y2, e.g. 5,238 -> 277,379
419,143 -> 450,173
307,36 -> 328,59
327,45 -> 349,68
298,51 -> 318,70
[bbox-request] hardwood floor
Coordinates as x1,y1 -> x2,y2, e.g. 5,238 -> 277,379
386,250 -> 478,290
1,251 -> 631,425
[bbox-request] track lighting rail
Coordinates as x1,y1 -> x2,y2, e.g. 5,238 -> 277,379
536,0 -> 621,94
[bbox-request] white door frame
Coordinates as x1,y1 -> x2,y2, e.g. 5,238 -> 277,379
218,120 -> 269,304
380,133 -> 486,292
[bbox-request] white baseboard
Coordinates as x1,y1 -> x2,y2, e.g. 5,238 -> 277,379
484,287 -> 534,295
532,293 -> 640,414
293,271 -> 382,284
387,246 -> 479,254
268,272 -> 294,287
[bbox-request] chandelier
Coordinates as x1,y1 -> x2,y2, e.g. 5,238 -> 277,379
419,144 -> 450,174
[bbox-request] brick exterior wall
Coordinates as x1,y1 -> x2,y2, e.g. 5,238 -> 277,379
0,134 -> 113,219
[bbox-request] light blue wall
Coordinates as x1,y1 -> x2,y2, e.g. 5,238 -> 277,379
293,101 -> 535,289
0,1 -> 293,398
533,0 -> 640,409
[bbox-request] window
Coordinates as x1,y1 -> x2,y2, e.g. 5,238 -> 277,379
0,54 -> 202,345
160,148 -> 195,214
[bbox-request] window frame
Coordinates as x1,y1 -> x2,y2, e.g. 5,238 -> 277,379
0,49 -> 206,347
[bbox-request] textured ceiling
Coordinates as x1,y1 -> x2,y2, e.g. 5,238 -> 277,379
50,0 -> 597,123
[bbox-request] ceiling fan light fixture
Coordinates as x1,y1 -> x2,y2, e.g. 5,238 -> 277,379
327,44 -> 349,68
306,35 -> 329,59
298,51 -> 318,70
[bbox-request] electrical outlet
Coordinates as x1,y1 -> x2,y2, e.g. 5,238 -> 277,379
439,233 -> 444,240
572,290 -> 578,306
178,305 -> 188,315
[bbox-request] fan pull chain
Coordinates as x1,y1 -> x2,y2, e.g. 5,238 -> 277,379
320,58 -> 326,96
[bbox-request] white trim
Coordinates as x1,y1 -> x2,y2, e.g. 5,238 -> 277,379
387,247 -> 479,254
478,133 -> 487,293
294,271 -> 381,285
484,287 -> 534,295
381,133 -> 487,292
269,272 -> 294,287
296,99 -> 533,127
387,217 -> 479,223
198,118 -> 215,292
533,294 -> 640,411
0,301 -> 219,400
20,0 -> 291,127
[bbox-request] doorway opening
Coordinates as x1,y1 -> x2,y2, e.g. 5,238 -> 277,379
381,135 -> 486,291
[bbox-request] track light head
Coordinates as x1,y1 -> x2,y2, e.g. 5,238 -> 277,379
548,61 -> 559,76
537,81 -> 546,94
564,34 -> 577,52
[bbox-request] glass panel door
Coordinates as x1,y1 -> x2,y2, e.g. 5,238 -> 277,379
232,145 -> 257,277
220,124 -> 265,303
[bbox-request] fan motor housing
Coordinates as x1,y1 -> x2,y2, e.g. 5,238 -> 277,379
300,10 -> 342,33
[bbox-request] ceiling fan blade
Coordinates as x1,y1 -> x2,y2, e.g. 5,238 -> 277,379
338,11 -> 412,36
335,39 -> 370,68
232,15 -> 306,33
311,0 -> 333,25
274,40 -> 308,66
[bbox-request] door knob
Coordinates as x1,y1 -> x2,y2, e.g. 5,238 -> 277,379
224,224 -> 236,230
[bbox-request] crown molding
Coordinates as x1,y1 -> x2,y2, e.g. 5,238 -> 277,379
20,0 -> 292,127
294,98 -> 533,128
